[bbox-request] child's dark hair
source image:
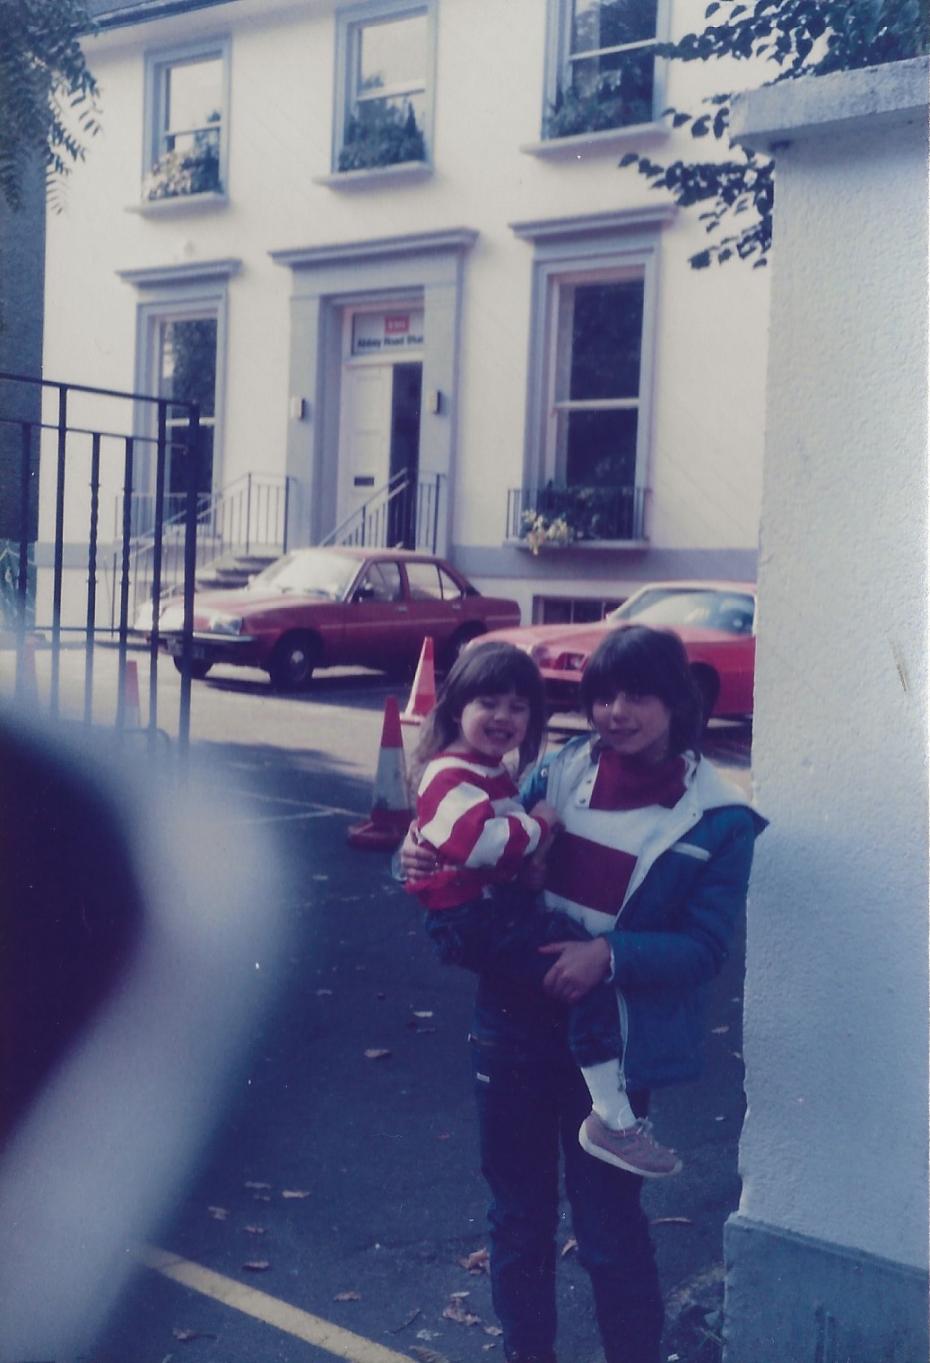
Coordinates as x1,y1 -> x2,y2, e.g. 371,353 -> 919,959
579,625 -> 704,757
414,641 -> 547,779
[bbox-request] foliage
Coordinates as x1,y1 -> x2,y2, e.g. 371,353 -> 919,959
620,0 -> 930,268
520,483 -> 641,547
546,70 -> 653,138
143,139 -> 221,200
338,100 -> 426,172
0,0 -> 101,210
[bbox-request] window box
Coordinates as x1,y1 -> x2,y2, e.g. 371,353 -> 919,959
507,485 -> 647,551
542,0 -> 665,141
143,40 -> 229,201
337,101 -> 426,172
332,1 -> 436,175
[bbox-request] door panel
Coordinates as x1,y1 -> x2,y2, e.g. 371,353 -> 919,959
338,366 -> 393,527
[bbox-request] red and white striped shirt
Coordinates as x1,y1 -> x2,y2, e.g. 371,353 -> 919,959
412,750 -> 551,910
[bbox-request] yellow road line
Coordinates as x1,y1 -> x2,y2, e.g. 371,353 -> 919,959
137,1246 -> 414,1363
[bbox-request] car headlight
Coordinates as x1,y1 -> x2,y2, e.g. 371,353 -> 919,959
530,643 -> 554,667
563,652 -> 588,672
206,612 -> 243,636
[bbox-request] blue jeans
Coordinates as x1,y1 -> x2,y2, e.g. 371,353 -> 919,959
425,896 -> 622,1068
471,1043 -> 663,1363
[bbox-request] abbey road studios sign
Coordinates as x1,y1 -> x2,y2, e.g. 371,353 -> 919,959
352,310 -> 425,356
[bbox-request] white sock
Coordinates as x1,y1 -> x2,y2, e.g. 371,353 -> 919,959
581,1060 -> 637,1131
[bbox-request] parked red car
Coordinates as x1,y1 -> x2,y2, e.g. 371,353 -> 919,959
153,547 -> 521,690
477,581 -> 756,720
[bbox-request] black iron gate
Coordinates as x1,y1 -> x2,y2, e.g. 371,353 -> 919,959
0,371 -> 203,758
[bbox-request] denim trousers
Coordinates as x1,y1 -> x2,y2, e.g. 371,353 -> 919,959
472,1043 -> 664,1363
426,896 -> 622,1068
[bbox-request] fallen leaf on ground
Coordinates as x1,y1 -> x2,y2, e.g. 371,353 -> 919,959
412,1010 -> 434,1019
450,1290 -> 470,1298
364,1048 -> 392,1060
334,1290 -> 361,1301
388,1307 -> 421,1333
252,1193 -> 272,1202
281,1189 -> 311,1199
711,1025 -> 730,1035
411,1348 -> 451,1363
243,1225 -> 267,1235
207,1206 -> 228,1220
315,989 -> 334,997
242,1260 -> 271,1272
560,1237 -> 577,1258
483,1324 -> 503,1336
415,1328 -> 440,1341
443,1295 -> 481,1326
651,1216 -> 693,1227
458,1248 -> 489,1274
244,1180 -> 271,1190
172,1328 -> 217,1342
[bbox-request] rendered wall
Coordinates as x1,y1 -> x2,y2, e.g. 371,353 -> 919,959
725,59 -> 929,1361
40,0 -> 768,624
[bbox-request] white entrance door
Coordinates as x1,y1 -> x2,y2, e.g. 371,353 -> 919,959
337,364 -> 394,527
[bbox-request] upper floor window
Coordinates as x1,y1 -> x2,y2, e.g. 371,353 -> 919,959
334,2 -> 435,173
545,0 -> 659,139
143,41 -> 229,201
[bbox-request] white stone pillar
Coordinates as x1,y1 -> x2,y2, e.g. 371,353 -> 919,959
725,58 -> 929,1362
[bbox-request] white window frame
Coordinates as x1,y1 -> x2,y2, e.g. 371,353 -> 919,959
135,286 -> 228,502
332,0 -> 437,172
143,37 -> 231,198
542,0 -> 670,139
519,216 -> 666,539
545,266 -> 646,487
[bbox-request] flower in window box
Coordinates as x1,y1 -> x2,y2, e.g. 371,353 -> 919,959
338,101 -> 426,173
521,510 -> 575,555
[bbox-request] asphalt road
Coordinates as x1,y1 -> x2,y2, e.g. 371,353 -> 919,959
4,647 -> 752,1363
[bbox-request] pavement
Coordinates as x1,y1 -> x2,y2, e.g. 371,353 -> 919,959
1,645 -> 752,1363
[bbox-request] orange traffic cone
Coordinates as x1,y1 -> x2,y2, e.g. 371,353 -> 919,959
400,636 -> 436,727
120,658 -> 143,730
348,695 -> 412,850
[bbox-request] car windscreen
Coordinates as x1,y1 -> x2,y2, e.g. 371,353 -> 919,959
249,550 -> 359,600
609,589 -> 755,636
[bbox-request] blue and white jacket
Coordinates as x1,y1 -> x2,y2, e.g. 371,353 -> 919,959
470,735 -> 767,1091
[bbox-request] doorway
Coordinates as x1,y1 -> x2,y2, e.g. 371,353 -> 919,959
337,307 -> 424,547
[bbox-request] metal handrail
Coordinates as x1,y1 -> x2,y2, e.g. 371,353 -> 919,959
320,470 -> 444,552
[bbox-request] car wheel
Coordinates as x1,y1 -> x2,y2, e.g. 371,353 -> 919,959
269,633 -> 318,692
440,625 -> 484,673
690,665 -> 720,728
172,656 -> 212,681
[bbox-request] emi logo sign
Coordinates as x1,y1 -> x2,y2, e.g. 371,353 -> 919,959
385,315 -> 410,335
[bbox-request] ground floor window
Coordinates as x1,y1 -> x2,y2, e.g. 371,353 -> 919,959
155,314 -> 218,497
532,594 -> 624,625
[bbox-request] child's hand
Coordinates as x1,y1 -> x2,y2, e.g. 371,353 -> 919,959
398,825 -> 441,882
530,800 -> 562,832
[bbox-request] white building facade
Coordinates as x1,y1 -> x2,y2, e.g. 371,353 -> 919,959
40,0 -> 768,626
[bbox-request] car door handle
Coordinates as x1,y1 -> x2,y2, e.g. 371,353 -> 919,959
396,605 -> 409,613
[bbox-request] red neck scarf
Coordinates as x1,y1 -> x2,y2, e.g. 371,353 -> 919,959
589,747 -> 687,811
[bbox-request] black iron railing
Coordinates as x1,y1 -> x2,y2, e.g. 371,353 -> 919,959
118,473 -> 294,626
506,483 -> 647,545
0,370 -> 203,757
321,470 -> 444,552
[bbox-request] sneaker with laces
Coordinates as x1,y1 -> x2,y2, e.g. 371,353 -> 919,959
579,1112 -> 682,1177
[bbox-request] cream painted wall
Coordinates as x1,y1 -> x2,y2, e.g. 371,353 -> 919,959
732,60 -> 929,1270
41,0 -> 769,619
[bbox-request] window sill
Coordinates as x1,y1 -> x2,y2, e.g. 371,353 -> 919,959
520,122 -> 669,161
505,537 -> 650,552
313,161 -> 433,190
127,191 -> 229,217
